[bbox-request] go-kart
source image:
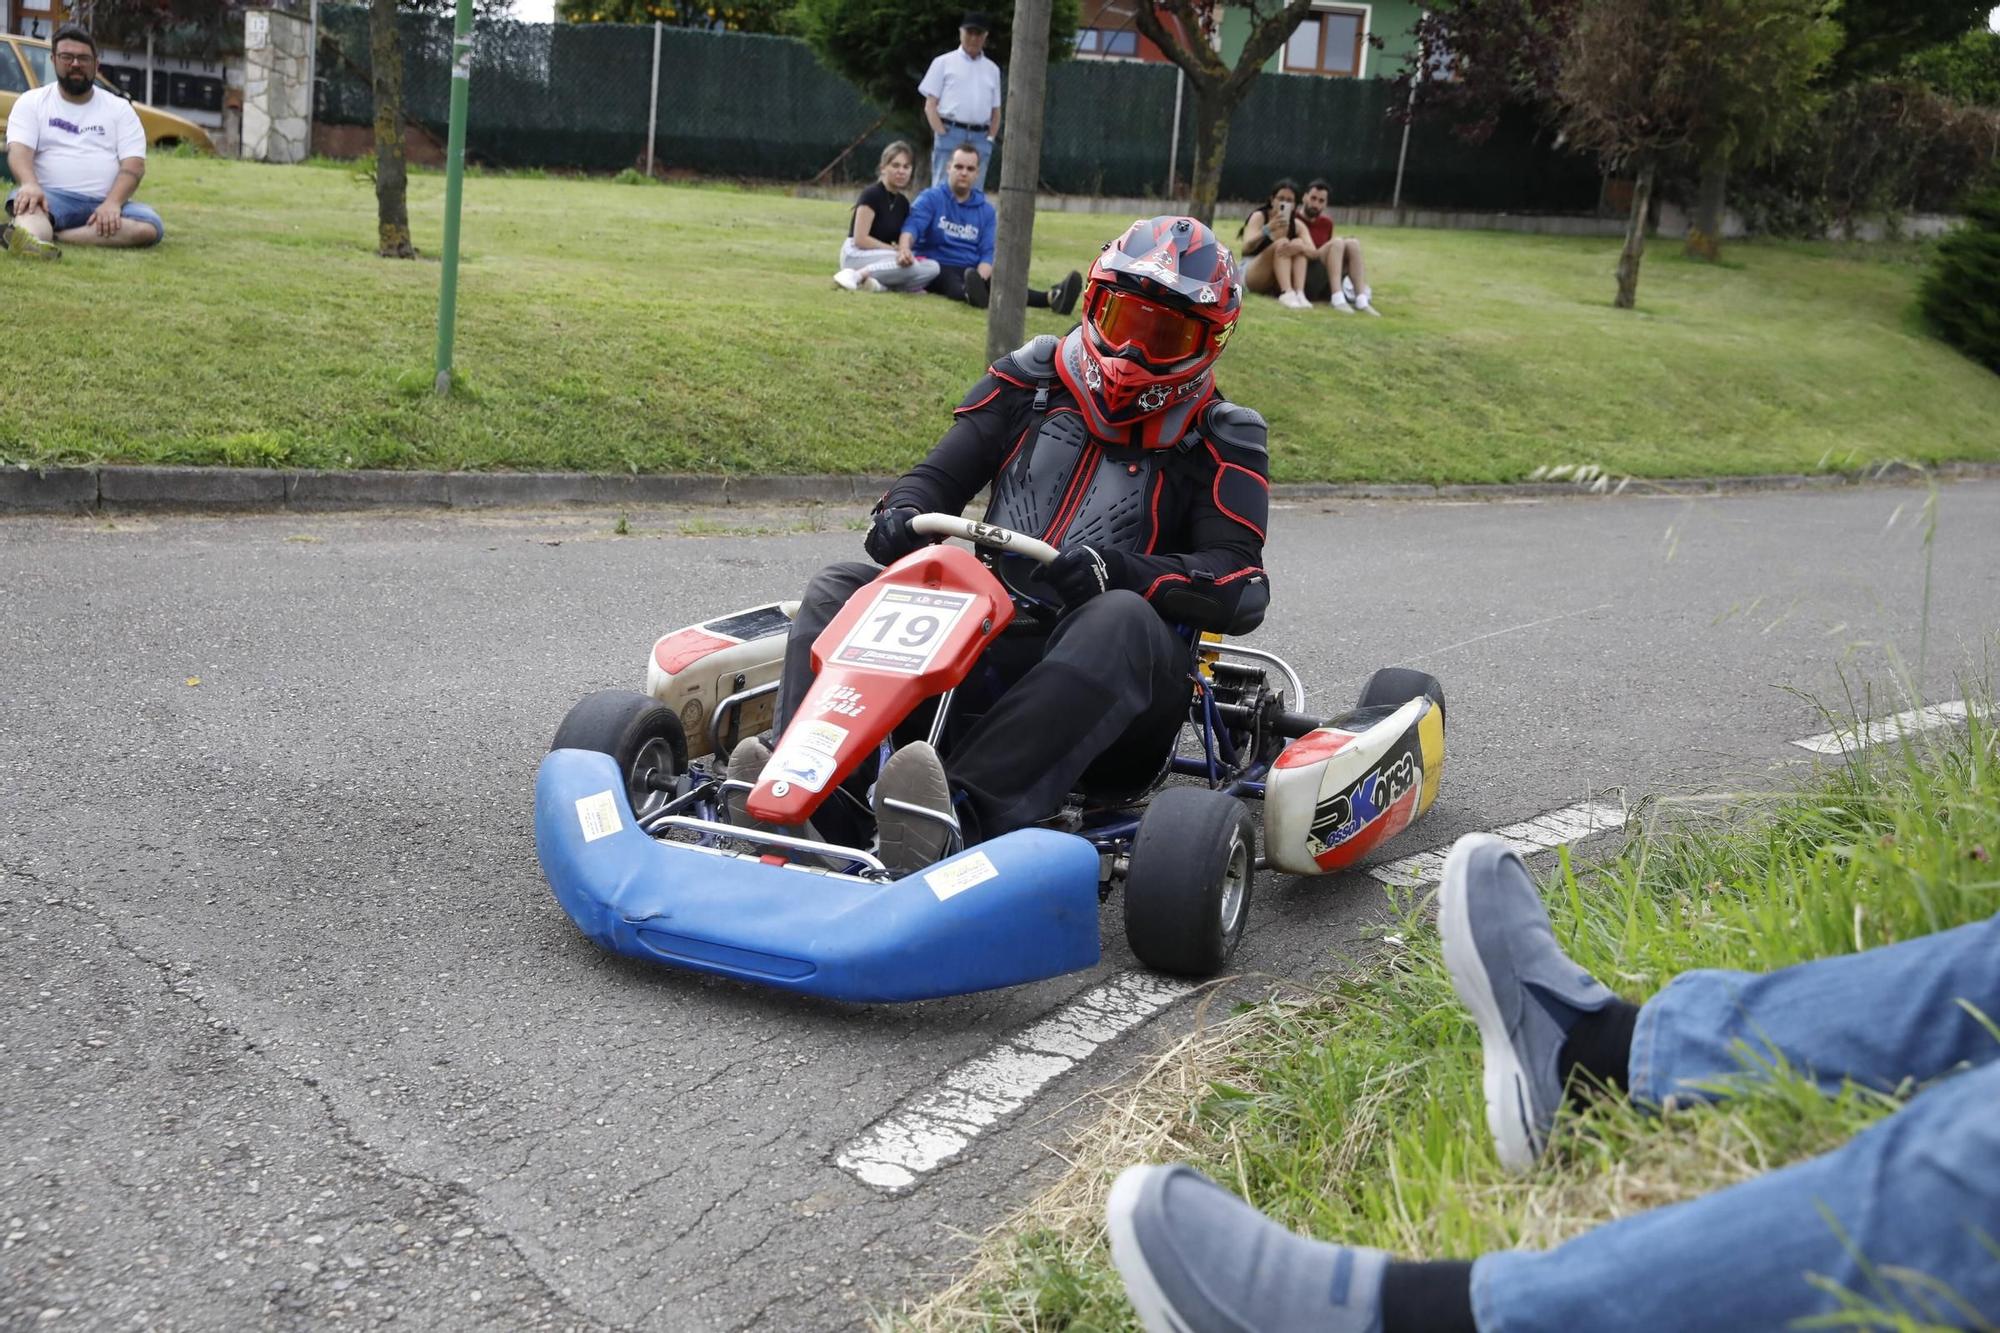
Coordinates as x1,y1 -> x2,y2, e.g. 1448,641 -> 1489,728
534,514 -> 1445,1003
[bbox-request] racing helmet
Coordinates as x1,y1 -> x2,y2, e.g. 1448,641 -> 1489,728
1056,215 -> 1242,448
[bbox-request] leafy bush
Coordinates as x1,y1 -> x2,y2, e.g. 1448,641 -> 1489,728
1902,28 -> 2000,108
1921,188 -> 2000,372
1734,80 -> 2000,235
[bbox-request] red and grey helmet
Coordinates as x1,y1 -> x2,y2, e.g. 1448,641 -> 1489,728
1056,215 -> 1242,448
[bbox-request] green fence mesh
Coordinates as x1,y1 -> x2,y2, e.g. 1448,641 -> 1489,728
315,6 -> 1600,211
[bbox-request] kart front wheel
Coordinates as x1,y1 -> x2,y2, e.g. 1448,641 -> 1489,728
550,690 -> 688,822
1123,787 -> 1256,977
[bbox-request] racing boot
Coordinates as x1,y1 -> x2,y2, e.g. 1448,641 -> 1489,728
724,737 -> 819,844
874,741 -> 961,876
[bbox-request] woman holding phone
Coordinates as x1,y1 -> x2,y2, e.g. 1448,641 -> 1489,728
1238,179 -> 1317,310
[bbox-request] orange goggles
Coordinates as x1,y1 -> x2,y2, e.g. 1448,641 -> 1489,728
1089,286 -> 1208,365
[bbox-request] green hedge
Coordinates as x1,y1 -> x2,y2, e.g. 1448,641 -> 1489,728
1921,187 -> 2000,373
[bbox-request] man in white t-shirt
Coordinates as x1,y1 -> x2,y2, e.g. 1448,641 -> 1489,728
918,12 -> 1003,193
3,26 -> 163,260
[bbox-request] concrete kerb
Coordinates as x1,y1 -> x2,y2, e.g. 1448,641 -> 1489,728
3,461 -> 1997,516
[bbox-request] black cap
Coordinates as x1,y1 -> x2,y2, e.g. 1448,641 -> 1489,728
960,11 -> 991,29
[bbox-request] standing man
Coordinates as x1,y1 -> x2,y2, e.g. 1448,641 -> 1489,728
2,26 -> 164,260
919,12 -> 1003,193
1297,178 -> 1375,314
901,144 -> 1080,313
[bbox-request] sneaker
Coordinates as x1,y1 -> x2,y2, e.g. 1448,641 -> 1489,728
1107,1164 -> 1389,1333
1,222 -> 60,261
1440,832 -> 1618,1172
1355,289 -> 1380,317
963,267 -> 990,309
1330,293 -> 1356,314
874,741 -> 960,876
861,273 -> 886,293
724,737 -> 818,840
833,267 -> 864,292
1048,269 -> 1082,316
1342,275 -> 1356,299
1279,290 -> 1306,310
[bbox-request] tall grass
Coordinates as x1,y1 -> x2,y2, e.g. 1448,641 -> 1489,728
894,703 -> 2000,1331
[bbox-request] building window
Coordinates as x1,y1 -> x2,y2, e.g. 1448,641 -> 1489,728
1283,5 -> 1366,77
1076,27 -> 1139,57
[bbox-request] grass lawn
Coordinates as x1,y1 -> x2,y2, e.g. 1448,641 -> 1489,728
3,155 -> 1997,483
897,704 -> 2000,1330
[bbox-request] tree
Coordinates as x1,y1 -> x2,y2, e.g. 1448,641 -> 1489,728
554,0 -> 793,34
81,0 -> 241,59
1902,27 -> 2000,107
1553,0 -> 1836,306
366,0 -> 512,259
793,0 -> 1077,141
1825,0 -> 1992,84
1919,186 -> 2000,373
1130,0 -> 1317,225
1394,0 -> 1574,146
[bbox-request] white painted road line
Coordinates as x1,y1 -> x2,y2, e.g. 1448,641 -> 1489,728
1792,701 -> 1974,755
1367,799 -> 1628,889
835,971 -> 1195,1192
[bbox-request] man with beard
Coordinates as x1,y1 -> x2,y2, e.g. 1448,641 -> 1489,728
1298,178 -> 1376,315
731,215 -> 1267,875
901,143 -> 1081,312
3,26 -> 163,260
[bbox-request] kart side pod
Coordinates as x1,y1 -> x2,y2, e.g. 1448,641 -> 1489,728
1264,684 -> 1445,877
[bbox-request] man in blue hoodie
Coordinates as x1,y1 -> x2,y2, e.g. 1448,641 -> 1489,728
900,144 -> 1080,313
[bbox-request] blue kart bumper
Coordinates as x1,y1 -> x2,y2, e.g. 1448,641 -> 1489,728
535,749 -> 1104,1002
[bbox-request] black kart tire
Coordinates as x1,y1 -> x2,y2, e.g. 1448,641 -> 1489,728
550,690 -> 688,821
1357,666 -> 1445,723
1124,787 -> 1256,977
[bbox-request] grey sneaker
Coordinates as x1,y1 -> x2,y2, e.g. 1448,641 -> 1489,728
1107,1164 -> 1389,1333
1,222 -> 61,261
874,741 -> 959,876
724,737 -> 817,838
1440,832 -> 1616,1172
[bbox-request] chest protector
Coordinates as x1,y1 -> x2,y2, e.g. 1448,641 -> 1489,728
983,406 -> 1163,554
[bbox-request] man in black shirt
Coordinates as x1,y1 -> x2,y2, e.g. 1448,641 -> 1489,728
742,215 -> 1269,874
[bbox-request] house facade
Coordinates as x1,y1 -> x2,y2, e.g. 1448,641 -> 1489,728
1074,0 -> 1424,80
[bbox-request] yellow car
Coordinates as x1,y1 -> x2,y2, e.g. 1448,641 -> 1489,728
1,32 -> 216,173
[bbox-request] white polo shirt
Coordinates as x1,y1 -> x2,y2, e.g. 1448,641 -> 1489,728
918,47 -> 1003,127
5,83 -> 146,198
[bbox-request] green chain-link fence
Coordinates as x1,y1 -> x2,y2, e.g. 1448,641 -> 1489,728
315,6 -> 1600,210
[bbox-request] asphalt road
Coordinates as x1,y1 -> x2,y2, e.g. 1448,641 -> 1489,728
4,481 -> 1996,1331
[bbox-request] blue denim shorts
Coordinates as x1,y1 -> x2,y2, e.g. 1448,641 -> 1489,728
6,186 -> 165,241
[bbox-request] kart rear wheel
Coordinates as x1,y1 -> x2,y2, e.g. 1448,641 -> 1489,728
550,690 -> 689,822
1123,787 -> 1256,977
1357,667 -> 1445,722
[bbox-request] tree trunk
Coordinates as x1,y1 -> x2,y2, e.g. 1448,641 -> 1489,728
1188,92 -> 1229,229
370,0 -> 415,259
1614,159 -> 1655,309
985,0 -> 1052,362
1684,152 -> 1727,261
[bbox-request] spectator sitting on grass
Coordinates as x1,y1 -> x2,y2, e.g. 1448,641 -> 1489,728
901,144 -> 1080,314
834,140 -> 940,294
1298,177 -> 1376,315
1107,831 -> 2000,1333
2,25 -> 163,261
1238,179 -> 1316,310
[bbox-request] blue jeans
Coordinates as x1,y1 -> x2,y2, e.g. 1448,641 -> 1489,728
930,124 -> 993,192
1473,912 -> 2000,1331
5,186 -> 165,241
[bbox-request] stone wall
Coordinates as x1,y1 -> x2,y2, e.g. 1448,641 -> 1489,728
240,6 -> 311,164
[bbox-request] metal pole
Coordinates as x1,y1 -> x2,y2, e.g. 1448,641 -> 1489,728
644,20 -> 661,178
306,0 -> 320,139
1391,12 -> 1422,213
1166,65 -> 1183,200
143,30 -> 153,106
433,0 -> 474,395
985,0 -> 1055,362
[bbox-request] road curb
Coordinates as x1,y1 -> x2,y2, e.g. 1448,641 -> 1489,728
3,460 -> 1995,516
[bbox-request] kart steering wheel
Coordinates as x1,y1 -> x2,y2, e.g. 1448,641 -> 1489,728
908,513 -> 1060,565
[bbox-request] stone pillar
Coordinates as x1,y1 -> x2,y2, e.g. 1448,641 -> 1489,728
240,3 -> 312,164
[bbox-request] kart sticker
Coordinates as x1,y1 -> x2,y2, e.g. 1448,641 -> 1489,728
829,586 -> 973,676
576,790 -> 623,842
794,719 -> 848,758
764,746 -> 836,793
1305,732 -> 1421,859
925,850 -> 999,901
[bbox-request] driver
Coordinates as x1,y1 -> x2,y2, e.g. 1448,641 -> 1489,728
732,215 -> 1270,875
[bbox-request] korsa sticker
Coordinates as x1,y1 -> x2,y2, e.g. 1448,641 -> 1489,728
576,790 -> 623,842
829,585 -> 973,676
924,850 -> 1000,900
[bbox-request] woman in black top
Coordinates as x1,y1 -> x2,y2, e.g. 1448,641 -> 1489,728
1239,178 -> 1318,310
834,141 -> 942,293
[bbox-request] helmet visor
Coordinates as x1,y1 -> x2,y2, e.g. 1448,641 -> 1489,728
1090,287 -> 1208,366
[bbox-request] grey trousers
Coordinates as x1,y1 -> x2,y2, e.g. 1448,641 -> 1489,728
838,240 -> 941,292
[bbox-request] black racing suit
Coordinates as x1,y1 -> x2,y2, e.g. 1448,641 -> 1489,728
776,333 -> 1271,844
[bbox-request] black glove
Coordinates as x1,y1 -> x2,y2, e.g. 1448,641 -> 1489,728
864,504 -> 927,566
1045,544 -> 1114,609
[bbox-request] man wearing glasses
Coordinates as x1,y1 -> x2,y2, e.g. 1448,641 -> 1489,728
728,216 -> 1270,875
3,26 -> 163,260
